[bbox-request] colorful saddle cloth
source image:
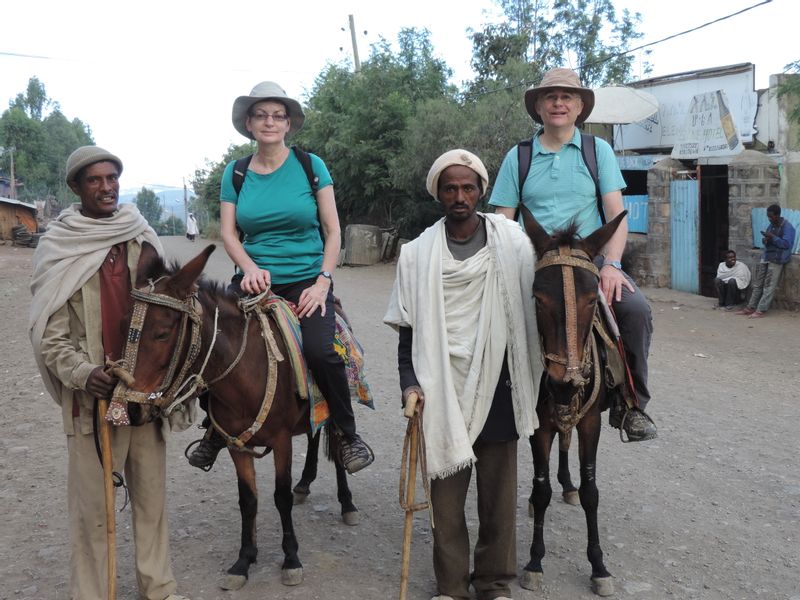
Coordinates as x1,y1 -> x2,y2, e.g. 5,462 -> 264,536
261,296 -> 374,434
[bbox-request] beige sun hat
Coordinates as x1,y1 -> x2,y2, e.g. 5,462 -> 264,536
231,81 -> 305,139
524,67 -> 595,125
425,149 -> 489,201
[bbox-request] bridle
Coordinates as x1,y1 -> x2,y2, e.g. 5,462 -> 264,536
111,278 -> 205,415
534,245 -> 602,432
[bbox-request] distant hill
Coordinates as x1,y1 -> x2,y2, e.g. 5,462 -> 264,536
119,186 -> 193,222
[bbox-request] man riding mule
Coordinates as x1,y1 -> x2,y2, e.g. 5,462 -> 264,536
29,146 -> 190,600
490,67 -> 656,442
518,207 -> 630,596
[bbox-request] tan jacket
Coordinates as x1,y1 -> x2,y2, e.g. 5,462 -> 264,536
40,241 -> 142,435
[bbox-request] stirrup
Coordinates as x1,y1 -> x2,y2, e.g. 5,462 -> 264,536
184,428 -> 226,471
616,407 -> 657,443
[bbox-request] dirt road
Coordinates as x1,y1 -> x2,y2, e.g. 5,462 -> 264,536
1,236 -> 798,600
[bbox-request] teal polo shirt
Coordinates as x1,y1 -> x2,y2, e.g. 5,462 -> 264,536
489,129 -> 626,238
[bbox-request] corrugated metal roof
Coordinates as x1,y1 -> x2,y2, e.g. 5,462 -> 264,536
0,196 -> 37,210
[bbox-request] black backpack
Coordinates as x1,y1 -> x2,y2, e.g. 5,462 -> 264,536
515,132 -> 604,224
231,146 -> 320,244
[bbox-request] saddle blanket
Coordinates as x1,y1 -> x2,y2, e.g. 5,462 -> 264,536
262,296 -> 374,434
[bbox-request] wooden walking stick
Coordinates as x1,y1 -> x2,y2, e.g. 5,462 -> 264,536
97,395 -> 117,600
399,390 -> 432,600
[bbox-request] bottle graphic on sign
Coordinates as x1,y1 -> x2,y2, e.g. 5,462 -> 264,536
716,90 -> 739,150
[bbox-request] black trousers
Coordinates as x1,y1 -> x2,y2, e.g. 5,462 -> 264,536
715,278 -> 742,307
271,278 -> 357,437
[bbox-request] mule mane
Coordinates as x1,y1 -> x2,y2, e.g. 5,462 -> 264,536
548,223 -> 582,250
140,253 -> 240,313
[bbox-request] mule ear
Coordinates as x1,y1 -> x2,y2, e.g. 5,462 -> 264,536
583,210 -> 628,259
168,244 -> 216,299
135,241 -> 161,288
520,205 -> 551,258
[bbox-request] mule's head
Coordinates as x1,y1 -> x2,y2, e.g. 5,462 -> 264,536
121,242 -> 215,424
521,206 -> 626,386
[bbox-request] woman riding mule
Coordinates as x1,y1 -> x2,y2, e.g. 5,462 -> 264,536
115,242 -> 360,590
188,81 -> 373,474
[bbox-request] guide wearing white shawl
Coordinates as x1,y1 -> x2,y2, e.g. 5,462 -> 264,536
384,212 -> 540,479
29,203 -> 162,405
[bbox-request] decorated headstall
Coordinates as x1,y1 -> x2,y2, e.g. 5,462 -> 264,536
110,278 -> 203,419
535,245 -> 600,387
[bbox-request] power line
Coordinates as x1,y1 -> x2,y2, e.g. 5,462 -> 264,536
465,0 -> 774,99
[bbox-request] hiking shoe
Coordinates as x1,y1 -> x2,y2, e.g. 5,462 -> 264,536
187,428 -> 226,470
610,407 -> 657,442
338,433 -> 374,474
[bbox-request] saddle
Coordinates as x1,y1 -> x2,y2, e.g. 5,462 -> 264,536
594,293 -> 637,411
254,295 -> 374,434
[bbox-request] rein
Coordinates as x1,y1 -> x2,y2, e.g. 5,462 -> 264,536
535,245 -> 602,433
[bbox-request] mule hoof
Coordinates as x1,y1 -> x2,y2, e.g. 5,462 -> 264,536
220,574 -> 247,591
293,491 -> 309,505
562,490 -> 580,506
342,510 -> 360,526
519,570 -> 543,591
591,576 -> 615,596
528,500 -> 535,518
282,567 -> 303,586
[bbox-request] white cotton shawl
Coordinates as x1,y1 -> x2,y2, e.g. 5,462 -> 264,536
29,203 -> 162,403
716,261 -> 751,290
384,213 -> 540,479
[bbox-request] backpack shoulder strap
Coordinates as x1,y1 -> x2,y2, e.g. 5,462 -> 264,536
291,146 -> 319,198
579,133 -> 605,224
514,138 -> 534,221
232,154 -> 254,198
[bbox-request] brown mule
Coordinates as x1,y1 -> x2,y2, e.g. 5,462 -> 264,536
117,243 -> 357,590
519,207 -> 629,597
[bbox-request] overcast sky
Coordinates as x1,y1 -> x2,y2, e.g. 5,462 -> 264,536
0,0 -> 793,192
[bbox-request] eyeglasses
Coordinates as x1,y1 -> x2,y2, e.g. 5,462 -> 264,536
541,92 -> 580,104
249,111 -> 289,123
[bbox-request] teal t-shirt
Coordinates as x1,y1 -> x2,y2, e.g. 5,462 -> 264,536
489,129 -> 626,238
220,151 -> 333,284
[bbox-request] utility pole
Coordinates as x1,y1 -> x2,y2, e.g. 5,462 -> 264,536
349,14 -> 361,73
0,146 -> 16,199
183,177 -> 188,223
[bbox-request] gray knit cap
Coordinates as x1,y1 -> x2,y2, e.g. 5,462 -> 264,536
65,145 -> 123,184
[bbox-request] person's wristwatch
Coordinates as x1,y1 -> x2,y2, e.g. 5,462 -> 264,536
604,260 -> 623,270
318,271 -> 333,280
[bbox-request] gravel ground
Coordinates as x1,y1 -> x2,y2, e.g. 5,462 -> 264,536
1,236 -> 798,600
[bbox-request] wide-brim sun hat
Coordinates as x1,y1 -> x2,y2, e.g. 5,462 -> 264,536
232,81 -> 305,139
524,67 -> 595,125
65,145 -> 123,184
426,149 -> 489,201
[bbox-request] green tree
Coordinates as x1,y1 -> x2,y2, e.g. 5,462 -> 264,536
296,28 -> 453,226
469,0 -> 646,93
0,77 -> 93,206
135,187 -> 163,229
190,142 -> 254,222
159,214 -> 186,236
777,60 -> 800,143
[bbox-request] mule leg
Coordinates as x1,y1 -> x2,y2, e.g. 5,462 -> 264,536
293,431 -> 319,503
221,451 -> 258,591
521,428 -> 555,591
557,430 -> 580,505
273,433 -> 303,586
576,413 -> 614,596
335,459 -> 359,525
